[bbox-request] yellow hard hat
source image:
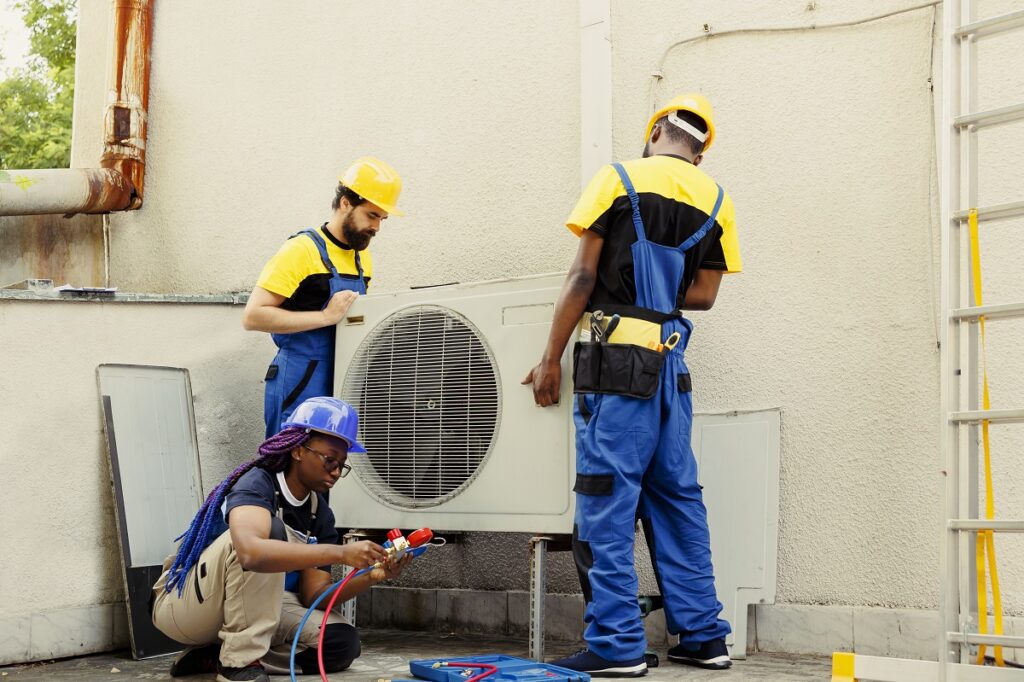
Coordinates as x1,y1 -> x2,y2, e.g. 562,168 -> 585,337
644,93 -> 716,151
339,156 -> 405,216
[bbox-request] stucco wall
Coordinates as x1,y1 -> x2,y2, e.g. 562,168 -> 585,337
4,0 -> 1024,664
0,300 -> 265,662
87,0 -> 582,295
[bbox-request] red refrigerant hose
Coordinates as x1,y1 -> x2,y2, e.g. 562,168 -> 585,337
317,529 -> 434,681
443,662 -> 499,681
315,568 -> 361,682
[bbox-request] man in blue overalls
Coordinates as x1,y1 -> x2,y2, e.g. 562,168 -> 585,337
524,93 -> 742,677
244,157 -> 404,437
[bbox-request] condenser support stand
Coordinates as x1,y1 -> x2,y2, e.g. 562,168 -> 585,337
831,1 -> 1024,680
529,536 -> 551,662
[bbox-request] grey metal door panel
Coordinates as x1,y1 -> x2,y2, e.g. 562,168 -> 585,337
98,364 -> 204,659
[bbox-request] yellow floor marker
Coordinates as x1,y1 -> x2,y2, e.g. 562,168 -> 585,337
831,652 -> 856,682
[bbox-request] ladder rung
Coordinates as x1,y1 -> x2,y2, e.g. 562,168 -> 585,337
955,101 -> 1024,129
955,8 -> 1024,38
950,519 -> 1024,532
950,409 -> 1024,424
947,631 -> 1024,648
954,200 -> 1024,222
951,302 -> 1024,321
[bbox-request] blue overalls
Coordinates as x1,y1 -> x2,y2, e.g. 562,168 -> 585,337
572,163 -> 731,661
263,229 -> 366,437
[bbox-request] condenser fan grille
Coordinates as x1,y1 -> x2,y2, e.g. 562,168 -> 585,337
340,305 -> 501,508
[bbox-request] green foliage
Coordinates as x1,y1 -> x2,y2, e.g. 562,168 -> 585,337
0,0 -> 77,169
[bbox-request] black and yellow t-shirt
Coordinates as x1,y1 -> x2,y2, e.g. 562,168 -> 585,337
256,225 -> 373,311
566,154 -> 741,309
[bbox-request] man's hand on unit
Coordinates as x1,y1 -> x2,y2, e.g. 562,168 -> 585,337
322,290 -> 359,326
522,359 -> 561,407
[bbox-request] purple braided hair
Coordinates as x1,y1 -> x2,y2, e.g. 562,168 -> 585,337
164,427 -> 311,595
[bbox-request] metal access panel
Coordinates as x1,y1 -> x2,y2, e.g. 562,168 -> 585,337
693,408 -> 781,660
97,364 -> 204,659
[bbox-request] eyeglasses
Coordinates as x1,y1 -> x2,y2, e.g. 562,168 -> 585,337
302,444 -> 352,478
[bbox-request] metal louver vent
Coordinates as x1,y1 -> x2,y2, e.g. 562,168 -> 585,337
340,305 -> 501,508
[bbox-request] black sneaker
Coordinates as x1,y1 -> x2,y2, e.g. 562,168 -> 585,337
216,661 -> 269,682
549,648 -> 647,677
667,638 -> 732,670
169,643 -> 221,677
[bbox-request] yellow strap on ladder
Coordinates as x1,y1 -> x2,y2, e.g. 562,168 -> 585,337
969,208 -> 1005,667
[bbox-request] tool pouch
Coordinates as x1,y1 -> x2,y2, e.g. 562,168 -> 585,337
572,341 -> 665,399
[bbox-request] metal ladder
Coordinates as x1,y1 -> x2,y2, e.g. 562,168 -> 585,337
832,2 -> 1024,680
938,0 -> 1024,676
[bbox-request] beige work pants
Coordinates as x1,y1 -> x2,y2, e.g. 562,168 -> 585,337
151,530 -> 347,669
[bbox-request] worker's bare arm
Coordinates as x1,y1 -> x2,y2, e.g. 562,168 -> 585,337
298,553 -> 413,609
682,268 -> 724,311
242,286 -> 357,333
228,505 -> 386,573
522,230 -> 604,407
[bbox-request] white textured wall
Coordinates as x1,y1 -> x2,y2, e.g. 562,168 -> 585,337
5,0 -> 1024,663
0,303 -> 264,636
96,0 -> 581,294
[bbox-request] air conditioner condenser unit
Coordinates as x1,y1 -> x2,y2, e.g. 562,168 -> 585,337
331,273 -> 575,533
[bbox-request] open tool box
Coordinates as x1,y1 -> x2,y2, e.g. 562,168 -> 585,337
389,654 -> 590,681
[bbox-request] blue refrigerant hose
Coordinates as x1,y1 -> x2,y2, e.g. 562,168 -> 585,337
288,545 -> 430,682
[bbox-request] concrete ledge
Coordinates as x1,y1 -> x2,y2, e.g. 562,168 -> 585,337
0,603 -> 129,666
852,605 -> 938,660
753,604 -> 1024,663
367,587 -> 683,646
754,603 -> 854,655
508,592 -> 585,641
0,289 -> 248,304
438,589 -> 508,635
371,587 -> 437,631
8,594 -> 1018,666
360,588 -> 1024,663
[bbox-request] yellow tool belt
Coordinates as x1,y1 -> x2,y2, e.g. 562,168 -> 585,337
574,307 -> 684,398
580,311 -> 663,347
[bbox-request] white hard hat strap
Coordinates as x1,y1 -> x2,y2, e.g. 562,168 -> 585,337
666,110 -> 707,143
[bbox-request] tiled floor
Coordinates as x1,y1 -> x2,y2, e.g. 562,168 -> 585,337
0,629 -> 832,680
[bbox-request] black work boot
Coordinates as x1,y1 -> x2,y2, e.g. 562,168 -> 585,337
216,661 -> 269,682
667,638 -> 732,670
169,643 -> 220,677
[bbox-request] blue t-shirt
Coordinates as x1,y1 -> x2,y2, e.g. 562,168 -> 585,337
224,468 -> 339,585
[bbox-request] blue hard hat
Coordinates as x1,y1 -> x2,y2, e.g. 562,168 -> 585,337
281,396 -> 367,454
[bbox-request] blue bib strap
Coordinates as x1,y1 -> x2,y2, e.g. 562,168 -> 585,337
353,250 -> 366,288
292,229 -> 340,277
679,184 -> 725,253
292,228 -> 366,290
611,163 -> 647,243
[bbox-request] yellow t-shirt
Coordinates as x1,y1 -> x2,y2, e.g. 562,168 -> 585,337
564,155 -> 741,309
256,226 -> 373,311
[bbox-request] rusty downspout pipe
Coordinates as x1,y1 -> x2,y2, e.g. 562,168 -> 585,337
0,0 -> 152,216
101,0 -> 152,209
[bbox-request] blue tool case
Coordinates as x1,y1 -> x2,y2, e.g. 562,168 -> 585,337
405,655 -> 591,681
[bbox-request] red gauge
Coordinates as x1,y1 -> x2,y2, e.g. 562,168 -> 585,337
407,528 -> 434,547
